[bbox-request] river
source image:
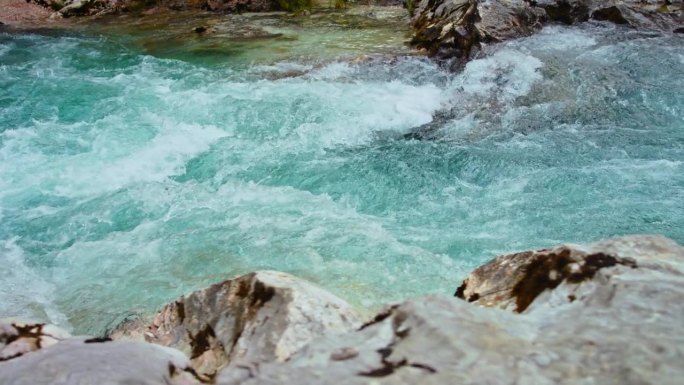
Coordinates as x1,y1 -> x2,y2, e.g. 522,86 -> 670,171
1,7 -> 682,334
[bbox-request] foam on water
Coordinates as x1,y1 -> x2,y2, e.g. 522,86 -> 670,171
62,121 -> 228,197
456,49 -> 543,102
0,238 -> 69,328
0,42 -> 11,58
0,25 -> 682,333
526,26 -> 598,50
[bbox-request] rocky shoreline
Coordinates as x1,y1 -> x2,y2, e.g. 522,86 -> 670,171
3,1 -> 682,65
410,0 -> 683,66
2,235 -> 683,384
0,0 -> 58,27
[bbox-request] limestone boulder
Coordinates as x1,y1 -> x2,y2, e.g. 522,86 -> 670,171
0,337 -> 203,385
216,235 -> 684,385
0,320 -> 71,362
111,271 -> 363,377
455,234 -> 683,312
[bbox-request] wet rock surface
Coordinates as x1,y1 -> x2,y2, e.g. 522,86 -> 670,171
410,0 -> 683,63
215,235 -> 684,385
1,236 -> 683,384
110,270 -> 363,378
455,235 -> 682,311
409,0 -> 546,63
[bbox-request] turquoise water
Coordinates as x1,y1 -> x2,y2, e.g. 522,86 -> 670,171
1,18 -> 683,334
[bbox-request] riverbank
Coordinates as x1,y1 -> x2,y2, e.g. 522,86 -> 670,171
0,0 -> 57,27
4,0 -> 681,66
409,0 -> 683,67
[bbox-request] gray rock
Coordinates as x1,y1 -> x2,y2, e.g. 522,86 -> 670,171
216,235 -> 684,385
56,0 -> 98,17
476,0 -> 547,42
0,338 -> 203,385
410,0 -> 684,63
455,234 -> 682,311
0,320 -> 71,362
111,271 -> 363,378
410,0 -> 543,63
587,1 -> 684,31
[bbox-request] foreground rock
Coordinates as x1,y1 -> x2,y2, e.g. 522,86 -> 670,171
410,0 -> 683,63
0,320 -> 71,361
111,271 -> 363,378
0,337 -> 204,385
455,234 -> 683,311
216,235 -> 684,384
1,236 -> 682,384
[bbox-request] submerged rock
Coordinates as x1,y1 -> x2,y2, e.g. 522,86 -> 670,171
215,235 -> 684,384
111,271 -> 363,378
0,338 -> 204,385
410,0 -> 683,63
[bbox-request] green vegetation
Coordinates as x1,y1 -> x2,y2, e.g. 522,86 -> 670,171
276,0 -> 315,12
124,0 -> 161,13
406,0 -> 416,16
49,0 -> 65,11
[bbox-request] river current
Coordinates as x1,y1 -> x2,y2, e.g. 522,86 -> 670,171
1,9 -> 682,334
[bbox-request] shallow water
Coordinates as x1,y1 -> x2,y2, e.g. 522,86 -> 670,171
1,12 -> 683,334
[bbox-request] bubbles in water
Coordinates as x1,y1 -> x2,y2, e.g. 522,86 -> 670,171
457,49 -> 543,102
0,24 -> 682,334
0,238 -> 70,329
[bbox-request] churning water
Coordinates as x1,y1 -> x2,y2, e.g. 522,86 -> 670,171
1,13 -> 682,334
